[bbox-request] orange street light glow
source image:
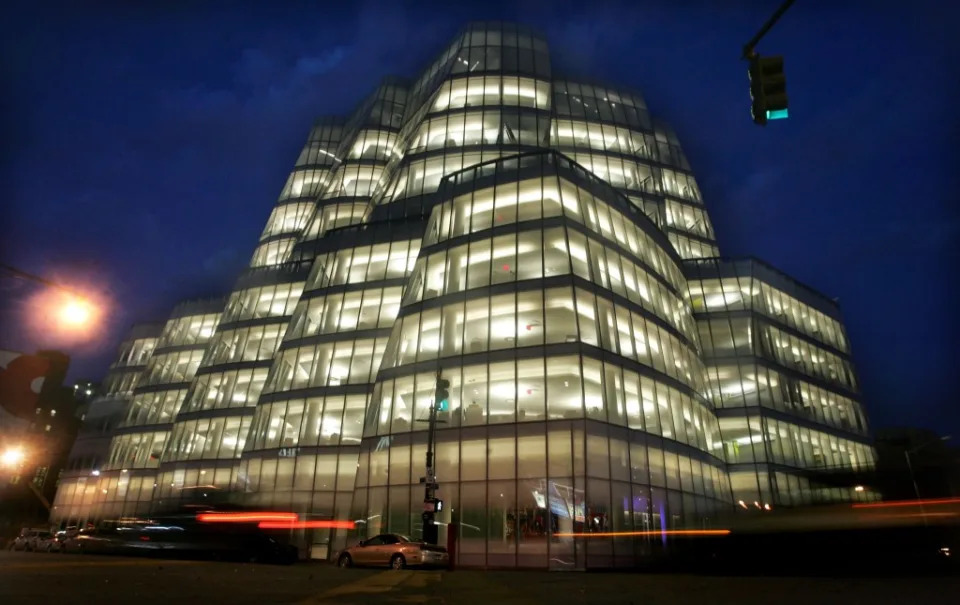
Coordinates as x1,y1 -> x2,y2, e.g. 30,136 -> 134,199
1,447 -> 26,468
60,299 -> 93,326
553,529 -> 731,538
196,512 -> 298,523
258,520 -> 356,530
30,286 -> 107,343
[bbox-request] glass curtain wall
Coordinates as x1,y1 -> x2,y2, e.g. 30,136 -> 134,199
152,268 -> 306,510
250,119 -> 344,267
50,324 -> 162,526
550,84 -> 717,260
156,115 -> 351,511
369,22 -> 552,224
297,81 -> 408,245
51,22 -> 882,570
350,151 -> 730,569
684,258 -> 876,508
241,224 -> 418,560
91,300 -> 224,518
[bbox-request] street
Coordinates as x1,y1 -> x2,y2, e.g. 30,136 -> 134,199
1,551 -> 958,605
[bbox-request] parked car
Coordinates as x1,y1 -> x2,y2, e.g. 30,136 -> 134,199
8,528 -> 52,551
62,526 -> 130,554
36,533 -> 61,552
337,534 -> 448,569
54,527 -> 79,552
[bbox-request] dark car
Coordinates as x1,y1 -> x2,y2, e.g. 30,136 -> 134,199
337,534 -> 448,569
63,516 -> 297,564
36,533 -> 61,552
62,527 -> 122,554
54,527 -> 80,552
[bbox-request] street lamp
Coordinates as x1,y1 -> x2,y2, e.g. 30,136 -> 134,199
1,262 -> 103,338
904,435 -> 951,500
1,446 -> 26,468
0,445 -> 52,511
60,298 -> 94,327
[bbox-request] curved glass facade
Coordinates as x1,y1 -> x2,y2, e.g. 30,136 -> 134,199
98,299 -> 223,517
250,119 -> 344,267
55,21 -> 878,568
684,258 -> 875,508
348,152 -> 728,568
50,323 -> 163,525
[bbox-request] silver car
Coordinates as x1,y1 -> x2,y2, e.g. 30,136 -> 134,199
337,534 -> 448,569
9,528 -> 52,551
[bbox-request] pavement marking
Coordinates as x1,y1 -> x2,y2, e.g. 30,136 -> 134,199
384,571 -> 443,603
299,570 -> 413,603
403,571 -> 442,589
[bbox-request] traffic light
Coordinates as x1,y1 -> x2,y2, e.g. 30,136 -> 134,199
435,378 -> 450,412
422,511 -> 438,544
748,54 -> 788,125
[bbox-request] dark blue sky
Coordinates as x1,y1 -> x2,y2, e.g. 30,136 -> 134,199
2,1 -> 957,435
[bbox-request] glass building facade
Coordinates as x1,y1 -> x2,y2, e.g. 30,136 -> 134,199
51,322 -> 162,524
684,258 -> 874,509
52,22 -> 876,568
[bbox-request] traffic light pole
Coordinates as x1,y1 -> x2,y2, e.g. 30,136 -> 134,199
742,0 -> 796,59
425,370 -> 439,508
421,371 -> 445,544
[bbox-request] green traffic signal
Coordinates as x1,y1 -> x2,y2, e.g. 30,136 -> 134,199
748,54 -> 788,125
435,378 -> 450,411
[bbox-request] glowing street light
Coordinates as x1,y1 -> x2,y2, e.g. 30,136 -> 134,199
60,300 -> 93,325
59,298 -> 94,328
1,262 -> 105,339
1,446 -> 26,468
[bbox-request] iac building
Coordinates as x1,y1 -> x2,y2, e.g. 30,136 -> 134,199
52,22 -> 876,568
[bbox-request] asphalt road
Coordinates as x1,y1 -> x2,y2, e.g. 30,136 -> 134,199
1,551 -> 958,605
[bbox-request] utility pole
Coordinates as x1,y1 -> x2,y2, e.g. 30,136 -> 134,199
420,372 -> 448,544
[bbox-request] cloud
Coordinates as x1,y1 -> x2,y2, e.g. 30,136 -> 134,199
202,246 -> 244,275
294,46 -> 349,77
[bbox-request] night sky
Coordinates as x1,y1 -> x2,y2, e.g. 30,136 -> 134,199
2,1 -> 957,436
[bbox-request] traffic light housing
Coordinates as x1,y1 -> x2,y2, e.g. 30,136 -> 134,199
422,511 -> 438,544
435,378 -> 450,412
748,54 -> 788,125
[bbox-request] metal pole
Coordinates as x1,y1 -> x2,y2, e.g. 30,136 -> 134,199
425,375 -> 438,500
27,480 -> 51,512
903,449 -> 930,528
904,449 -> 921,500
422,370 -> 440,543
903,435 -> 950,500
0,263 -> 83,297
742,0 -> 798,58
